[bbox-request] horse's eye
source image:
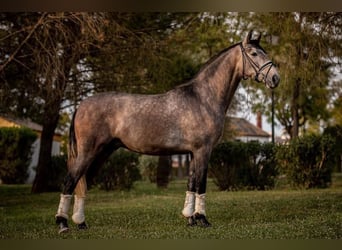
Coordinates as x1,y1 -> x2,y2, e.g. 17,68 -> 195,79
251,52 -> 258,56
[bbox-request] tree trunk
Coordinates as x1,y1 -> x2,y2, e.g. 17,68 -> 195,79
31,103 -> 61,193
31,47 -> 79,193
177,154 -> 183,179
31,66 -> 71,193
290,14 -> 303,139
291,78 -> 301,139
156,155 -> 172,188
185,154 -> 190,177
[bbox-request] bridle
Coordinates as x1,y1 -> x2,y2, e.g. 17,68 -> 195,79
239,43 -> 275,83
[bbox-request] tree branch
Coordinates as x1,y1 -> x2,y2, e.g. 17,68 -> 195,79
0,13 -> 48,72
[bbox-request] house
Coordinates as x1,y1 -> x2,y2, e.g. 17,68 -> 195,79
222,115 -> 271,143
0,114 -> 62,183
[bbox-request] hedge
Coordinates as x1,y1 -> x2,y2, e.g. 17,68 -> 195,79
37,150 -> 141,192
93,149 -> 141,191
276,134 -> 335,189
209,141 -> 278,191
0,127 -> 37,184
323,125 -> 342,172
138,155 -> 158,183
210,135 -> 335,191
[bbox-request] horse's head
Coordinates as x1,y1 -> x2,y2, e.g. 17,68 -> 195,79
240,30 -> 280,89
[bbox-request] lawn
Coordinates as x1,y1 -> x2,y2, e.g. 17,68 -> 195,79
0,176 -> 341,239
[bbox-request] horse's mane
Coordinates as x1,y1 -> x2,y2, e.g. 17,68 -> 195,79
195,42 -> 241,76
175,42 -> 241,89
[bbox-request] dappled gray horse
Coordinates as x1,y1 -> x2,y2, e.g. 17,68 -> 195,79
56,30 -> 280,233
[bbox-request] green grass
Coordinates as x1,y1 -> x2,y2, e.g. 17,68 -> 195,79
0,177 -> 341,239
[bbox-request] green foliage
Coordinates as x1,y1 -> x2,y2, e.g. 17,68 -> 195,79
243,12 -> 341,138
44,155 -> 68,192
323,125 -> 342,172
209,141 -> 278,191
276,134 -> 335,189
94,149 -> 141,191
330,94 -> 342,126
1,12 -> 341,192
138,155 -> 158,183
0,127 -> 37,184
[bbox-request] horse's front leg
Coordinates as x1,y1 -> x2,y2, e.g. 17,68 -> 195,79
182,150 -> 211,227
182,155 -> 196,222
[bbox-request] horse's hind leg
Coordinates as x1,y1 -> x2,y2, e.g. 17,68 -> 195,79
72,175 -> 87,229
56,140 -> 120,233
70,144 -> 117,231
56,155 -> 93,233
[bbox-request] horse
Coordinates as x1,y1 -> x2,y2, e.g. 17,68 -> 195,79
55,30 -> 280,233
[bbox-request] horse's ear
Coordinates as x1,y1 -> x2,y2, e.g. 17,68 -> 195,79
256,32 -> 261,44
243,30 -> 253,46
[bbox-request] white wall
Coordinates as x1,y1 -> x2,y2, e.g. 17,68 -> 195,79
234,136 -> 271,143
26,138 -> 61,184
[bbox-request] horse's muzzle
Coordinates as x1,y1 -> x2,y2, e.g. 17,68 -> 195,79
272,74 -> 280,87
266,73 -> 280,89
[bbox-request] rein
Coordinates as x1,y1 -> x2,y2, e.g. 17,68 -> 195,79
239,43 -> 275,82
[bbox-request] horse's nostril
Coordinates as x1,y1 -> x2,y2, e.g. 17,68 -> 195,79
272,74 -> 280,84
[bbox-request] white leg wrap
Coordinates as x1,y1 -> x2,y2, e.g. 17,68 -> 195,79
182,191 -> 195,217
56,194 -> 72,219
195,193 -> 206,216
72,195 -> 86,224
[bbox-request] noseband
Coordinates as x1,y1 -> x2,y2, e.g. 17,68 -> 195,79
239,43 -> 275,83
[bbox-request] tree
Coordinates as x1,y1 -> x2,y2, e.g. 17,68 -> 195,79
86,13 -> 204,94
242,12 -> 342,138
0,12 -> 106,192
329,79 -> 342,126
156,155 -> 172,188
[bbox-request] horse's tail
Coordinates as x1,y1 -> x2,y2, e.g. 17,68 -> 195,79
68,110 -> 78,161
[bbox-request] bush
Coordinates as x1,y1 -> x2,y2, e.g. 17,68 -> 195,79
0,127 -> 37,184
209,141 -> 277,191
276,134 -> 335,189
255,142 -> 278,189
323,125 -> 342,172
94,149 -> 141,191
138,155 -> 158,183
41,150 -> 142,192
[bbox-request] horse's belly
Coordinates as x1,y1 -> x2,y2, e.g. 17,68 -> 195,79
119,131 -> 186,155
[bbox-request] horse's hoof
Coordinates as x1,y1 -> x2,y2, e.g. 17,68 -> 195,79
56,217 -> 69,234
77,222 -> 88,230
58,226 -> 69,234
187,216 -> 197,226
193,213 -> 212,228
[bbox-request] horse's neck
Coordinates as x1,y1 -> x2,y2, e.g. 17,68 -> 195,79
194,47 -> 242,114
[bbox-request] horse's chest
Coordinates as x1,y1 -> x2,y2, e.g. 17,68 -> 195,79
183,112 -> 224,144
